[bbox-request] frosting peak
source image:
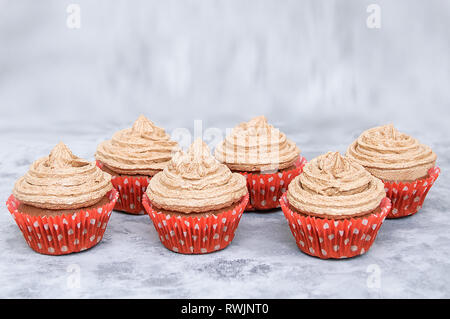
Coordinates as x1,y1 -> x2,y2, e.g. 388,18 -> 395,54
382,124 -> 399,140
171,139 -> 217,179
318,152 -> 349,178
187,138 -> 212,162
146,139 -> 248,213
287,152 -> 386,216
95,115 -> 180,176
131,115 -> 164,138
13,143 -> 112,210
245,115 -> 271,135
214,116 -> 300,172
47,142 -> 78,169
346,124 -> 437,181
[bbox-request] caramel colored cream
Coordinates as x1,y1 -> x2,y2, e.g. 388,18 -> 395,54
146,139 -> 248,213
287,152 -> 386,217
214,116 -> 300,172
95,115 -> 180,176
13,142 -> 112,210
346,124 -> 437,182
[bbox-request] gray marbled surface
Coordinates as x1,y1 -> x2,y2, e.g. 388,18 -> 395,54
0,117 -> 448,299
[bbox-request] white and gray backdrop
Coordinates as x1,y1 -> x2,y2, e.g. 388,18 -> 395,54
0,0 -> 449,298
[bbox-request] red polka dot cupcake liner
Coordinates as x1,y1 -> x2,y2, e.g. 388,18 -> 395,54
142,193 -> 249,254
239,156 -> 307,211
280,193 -> 391,259
383,166 -> 440,219
6,189 -> 118,255
97,161 -> 150,215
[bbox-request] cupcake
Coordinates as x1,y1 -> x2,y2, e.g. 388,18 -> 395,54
143,139 -> 249,254
280,152 -> 391,259
6,142 -> 118,255
214,116 -> 306,211
95,115 -> 180,214
346,124 -> 440,218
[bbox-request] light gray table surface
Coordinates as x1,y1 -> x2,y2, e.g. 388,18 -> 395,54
0,117 -> 448,299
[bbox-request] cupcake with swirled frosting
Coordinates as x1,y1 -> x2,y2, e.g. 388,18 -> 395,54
346,124 -> 440,218
95,115 -> 180,214
215,116 -> 307,211
6,142 -> 118,255
280,152 -> 391,259
143,139 -> 249,254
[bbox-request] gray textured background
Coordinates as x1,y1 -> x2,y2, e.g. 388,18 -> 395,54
0,0 -> 449,298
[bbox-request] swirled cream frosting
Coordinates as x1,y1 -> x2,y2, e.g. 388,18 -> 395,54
346,124 -> 437,182
214,116 -> 300,172
287,152 -> 386,217
95,115 -> 180,176
146,139 -> 248,213
13,142 -> 112,210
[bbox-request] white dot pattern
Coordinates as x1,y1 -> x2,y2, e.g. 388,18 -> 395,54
142,193 -> 248,254
6,189 -> 118,255
383,166 -> 440,219
280,193 -> 392,259
241,156 -> 307,211
107,171 -> 151,215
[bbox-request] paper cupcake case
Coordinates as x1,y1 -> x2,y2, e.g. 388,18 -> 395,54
240,156 -> 307,211
97,161 -> 150,215
6,189 -> 118,256
383,166 -> 440,219
142,193 -> 249,254
280,193 -> 391,259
